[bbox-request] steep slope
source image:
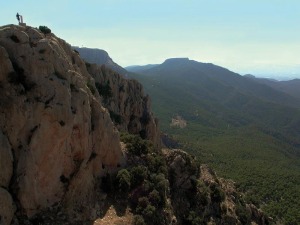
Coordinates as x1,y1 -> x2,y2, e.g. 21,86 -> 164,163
129,58 -> 300,224
84,64 -> 160,146
103,134 -> 270,225
0,25 -> 158,224
72,46 -> 128,75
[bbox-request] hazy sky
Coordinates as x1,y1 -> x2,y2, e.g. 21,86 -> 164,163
1,0 -> 300,79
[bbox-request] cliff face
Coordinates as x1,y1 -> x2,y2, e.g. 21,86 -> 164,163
0,25 -> 158,224
85,64 -> 160,147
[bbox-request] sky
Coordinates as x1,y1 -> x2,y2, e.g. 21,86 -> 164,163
1,0 -> 300,80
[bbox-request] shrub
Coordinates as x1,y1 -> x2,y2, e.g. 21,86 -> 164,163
146,154 -> 167,175
116,169 -> 131,193
149,189 -> 161,206
236,204 -> 251,224
130,166 -> 147,187
39,26 -> 51,34
136,197 -> 150,213
122,134 -> 151,156
210,183 -> 225,202
196,181 -> 209,206
187,211 -> 204,225
132,215 -> 146,225
142,204 -> 156,219
150,173 -> 169,203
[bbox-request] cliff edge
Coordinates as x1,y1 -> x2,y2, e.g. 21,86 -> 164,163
0,24 -> 158,224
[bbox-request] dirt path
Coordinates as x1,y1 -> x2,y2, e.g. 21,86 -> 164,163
93,205 -> 133,225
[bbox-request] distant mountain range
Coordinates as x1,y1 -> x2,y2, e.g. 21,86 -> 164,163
244,74 -> 300,99
127,58 -> 300,223
128,58 -> 300,109
125,64 -> 158,73
72,46 -> 128,75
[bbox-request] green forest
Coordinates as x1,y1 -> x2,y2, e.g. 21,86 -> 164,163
128,59 -> 300,225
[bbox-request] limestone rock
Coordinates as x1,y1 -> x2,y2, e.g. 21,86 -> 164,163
0,24 -> 161,223
0,188 -> 15,225
0,24 -> 131,222
86,64 -> 161,147
164,149 -> 199,190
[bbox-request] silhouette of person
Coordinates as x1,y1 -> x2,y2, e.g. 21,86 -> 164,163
16,13 -> 20,23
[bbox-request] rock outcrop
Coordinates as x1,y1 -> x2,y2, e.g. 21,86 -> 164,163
163,149 -> 270,225
0,24 -> 158,224
85,64 -> 160,147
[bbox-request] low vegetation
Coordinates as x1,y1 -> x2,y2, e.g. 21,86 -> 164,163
38,25 -> 51,34
100,133 -> 268,225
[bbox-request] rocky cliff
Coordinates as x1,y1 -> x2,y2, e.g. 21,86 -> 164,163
84,64 -> 160,147
0,24 -> 158,224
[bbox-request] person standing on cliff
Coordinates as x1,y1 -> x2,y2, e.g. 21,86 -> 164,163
16,13 -> 20,23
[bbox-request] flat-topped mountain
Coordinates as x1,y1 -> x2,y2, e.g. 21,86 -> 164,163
128,58 -> 300,109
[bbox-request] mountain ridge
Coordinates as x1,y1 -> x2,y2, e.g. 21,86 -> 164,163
129,58 -> 300,109
72,46 -> 128,75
